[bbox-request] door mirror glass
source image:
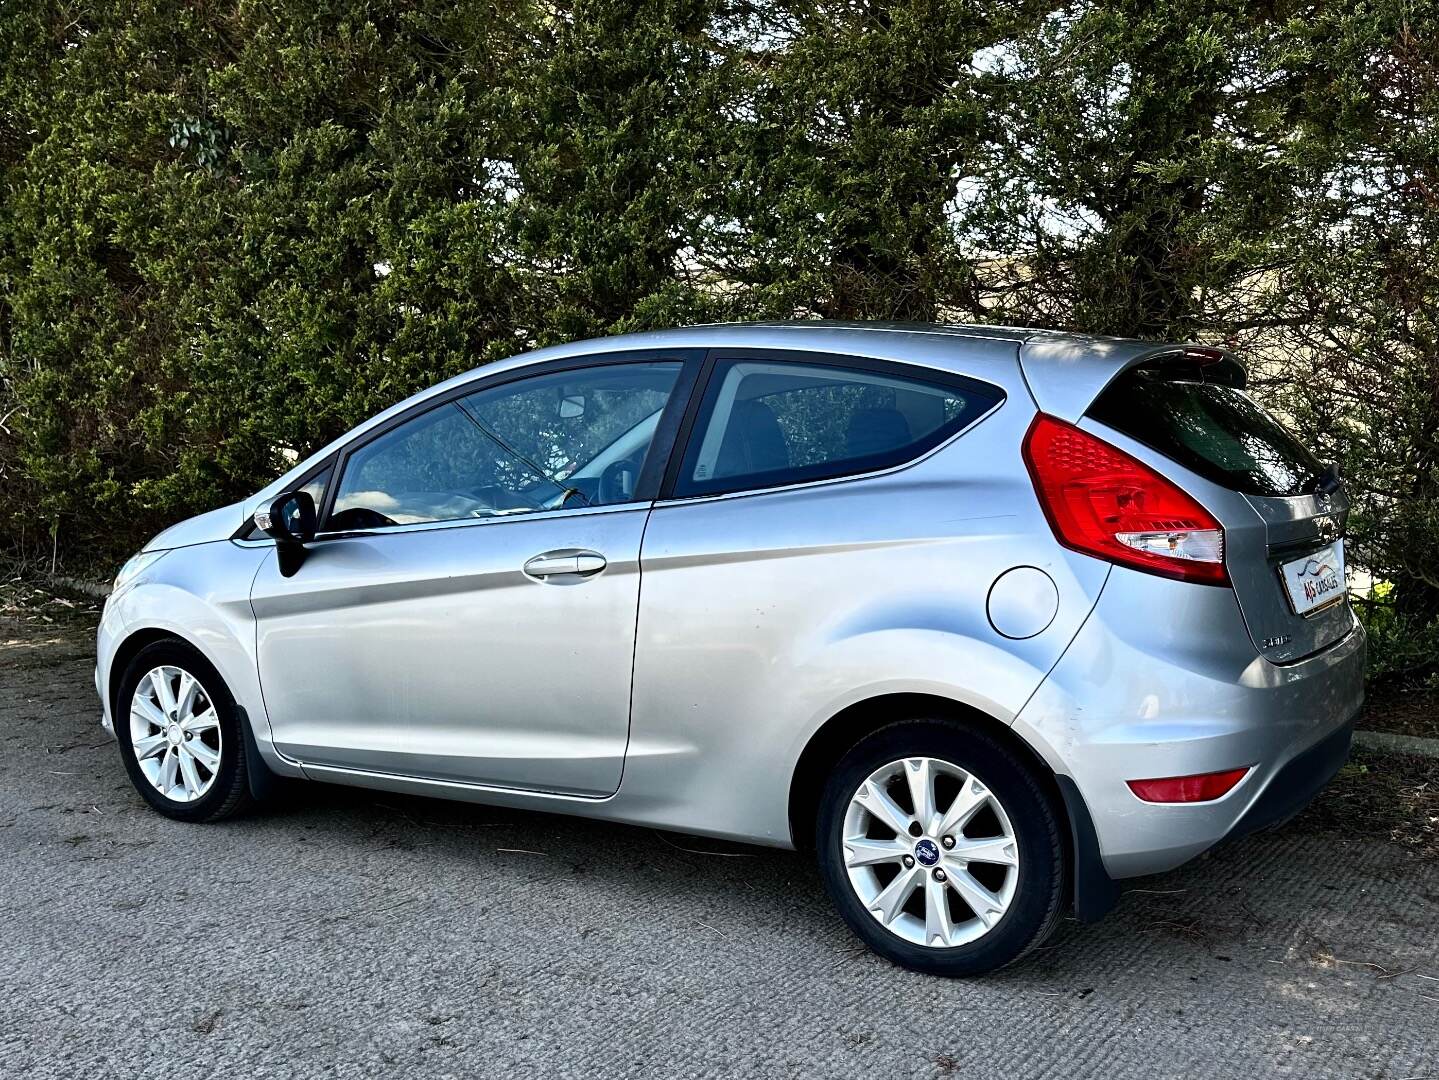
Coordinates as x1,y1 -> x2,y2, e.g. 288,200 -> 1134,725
558,394 -> 586,419
255,489 -> 317,544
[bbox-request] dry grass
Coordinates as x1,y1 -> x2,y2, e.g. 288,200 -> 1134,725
0,572 -> 103,629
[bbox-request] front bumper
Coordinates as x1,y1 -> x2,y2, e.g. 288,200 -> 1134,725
1014,566 -> 1366,880
95,591 -> 123,739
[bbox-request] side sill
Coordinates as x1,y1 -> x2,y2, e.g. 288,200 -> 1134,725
294,759 -> 616,804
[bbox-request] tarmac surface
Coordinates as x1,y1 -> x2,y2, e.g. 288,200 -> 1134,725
2,608 -> 1435,1079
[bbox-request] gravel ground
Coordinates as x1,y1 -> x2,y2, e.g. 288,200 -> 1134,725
1,596 -> 1437,1080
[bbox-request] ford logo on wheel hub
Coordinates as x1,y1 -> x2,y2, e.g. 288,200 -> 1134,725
914,838 -> 940,866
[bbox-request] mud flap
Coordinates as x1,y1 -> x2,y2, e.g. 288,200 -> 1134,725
1055,774 -> 1121,923
234,705 -> 280,802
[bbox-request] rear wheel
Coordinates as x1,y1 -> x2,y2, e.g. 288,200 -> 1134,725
115,639 -> 252,823
815,718 -> 1066,975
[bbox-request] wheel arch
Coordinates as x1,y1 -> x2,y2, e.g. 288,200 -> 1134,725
107,626 -> 194,718
787,691 -> 1118,922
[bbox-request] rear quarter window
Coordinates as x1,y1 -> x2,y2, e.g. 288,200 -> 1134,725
1088,367 -> 1323,497
673,355 -> 1003,498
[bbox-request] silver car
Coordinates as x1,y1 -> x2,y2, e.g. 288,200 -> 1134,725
96,322 -> 1364,975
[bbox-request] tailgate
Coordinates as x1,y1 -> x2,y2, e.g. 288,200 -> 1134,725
1085,353 -> 1355,664
1231,491 -> 1354,662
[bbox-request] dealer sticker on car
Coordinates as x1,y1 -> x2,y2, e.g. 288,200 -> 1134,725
1280,540 -> 1346,616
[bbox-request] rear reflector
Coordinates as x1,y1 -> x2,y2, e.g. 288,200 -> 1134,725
1022,414 -> 1229,585
1127,767 -> 1250,803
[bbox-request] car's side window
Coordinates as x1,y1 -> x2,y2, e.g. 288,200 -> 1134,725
326,361 -> 684,532
297,465 -> 332,516
673,356 -> 1002,498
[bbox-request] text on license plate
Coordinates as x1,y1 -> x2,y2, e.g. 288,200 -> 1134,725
1279,540 -> 1346,617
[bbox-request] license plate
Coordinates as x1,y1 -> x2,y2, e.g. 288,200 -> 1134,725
1279,541 -> 1346,617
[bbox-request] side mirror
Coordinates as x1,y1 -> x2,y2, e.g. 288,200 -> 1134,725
558,394 -> 586,419
253,490 -> 317,577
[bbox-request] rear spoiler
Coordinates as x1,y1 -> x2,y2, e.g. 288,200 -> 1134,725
1018,336 -> 1246,423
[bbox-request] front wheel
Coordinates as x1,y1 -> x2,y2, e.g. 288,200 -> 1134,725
114,638 -> 252,823
815,719 -> 1067,976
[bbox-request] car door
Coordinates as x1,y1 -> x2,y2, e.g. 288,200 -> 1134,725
624,350 -> 1066,840
249,352 -> 699,797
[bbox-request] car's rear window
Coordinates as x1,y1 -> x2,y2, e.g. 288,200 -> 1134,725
1088,367 -> 1324,497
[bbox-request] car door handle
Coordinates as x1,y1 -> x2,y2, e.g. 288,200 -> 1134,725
573,553 -> 607,574
523,550 -> 607,579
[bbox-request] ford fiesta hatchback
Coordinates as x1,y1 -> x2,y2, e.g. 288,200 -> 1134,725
97,322 -> 1364,975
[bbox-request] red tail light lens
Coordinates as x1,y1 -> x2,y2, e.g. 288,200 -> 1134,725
1022,414 -> 1229,586
1127,767 -> 1250,803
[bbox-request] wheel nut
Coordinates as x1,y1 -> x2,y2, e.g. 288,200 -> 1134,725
941,835 -> 955,849
902,855 -> 915,868
932,868 -> 947,882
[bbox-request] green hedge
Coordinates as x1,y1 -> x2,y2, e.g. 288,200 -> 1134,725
2,0 -> 1436,677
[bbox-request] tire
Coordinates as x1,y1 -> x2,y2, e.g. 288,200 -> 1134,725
815,718 -> 1067,976
114,638 -> 253,823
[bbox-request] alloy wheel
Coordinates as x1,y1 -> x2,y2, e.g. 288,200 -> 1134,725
841,756 -> 1020,948
128,665 -> 223,803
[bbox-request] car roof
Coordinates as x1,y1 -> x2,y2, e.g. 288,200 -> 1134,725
474,319 -> 1191,370
519,319 -> 1051,355
489,321 -> 1227,422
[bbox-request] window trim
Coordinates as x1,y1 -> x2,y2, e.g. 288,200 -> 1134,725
314,350 -> 703,539
659,348 -> 1006,503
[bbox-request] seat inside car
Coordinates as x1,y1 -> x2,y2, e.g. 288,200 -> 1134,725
845,406 -> 912,459
715,398 -> 790,478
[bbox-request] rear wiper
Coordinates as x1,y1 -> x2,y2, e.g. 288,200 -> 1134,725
1314,462 -> 1342,496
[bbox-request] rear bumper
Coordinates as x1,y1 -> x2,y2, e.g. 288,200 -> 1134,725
1014,566 -> 1366,880
1228,717 -> 1353,839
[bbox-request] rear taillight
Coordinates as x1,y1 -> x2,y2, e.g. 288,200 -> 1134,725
1022,414 -> 1229,586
